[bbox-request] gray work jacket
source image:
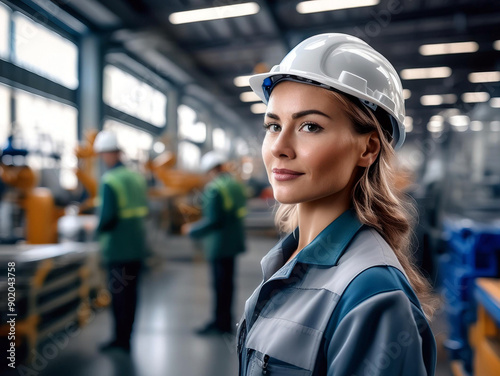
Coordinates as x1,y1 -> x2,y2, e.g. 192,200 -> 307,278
237,209 -> 436,376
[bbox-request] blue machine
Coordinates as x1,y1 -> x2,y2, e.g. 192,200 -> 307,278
439,217 -> 500,372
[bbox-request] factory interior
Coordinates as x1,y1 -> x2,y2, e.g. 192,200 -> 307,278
1,0 -> 500,375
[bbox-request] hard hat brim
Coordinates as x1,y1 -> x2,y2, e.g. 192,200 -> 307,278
249,71 -> 406,150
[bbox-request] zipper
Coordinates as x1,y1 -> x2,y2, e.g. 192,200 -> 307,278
262,354 -> 269,375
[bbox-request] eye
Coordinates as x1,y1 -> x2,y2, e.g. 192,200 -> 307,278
263,123 -> 281,133
300,122 -> 323,133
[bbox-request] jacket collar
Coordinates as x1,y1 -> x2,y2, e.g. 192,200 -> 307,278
263,209 -> 364,277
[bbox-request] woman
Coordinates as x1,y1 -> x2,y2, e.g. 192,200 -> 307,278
237,34 -> 436,376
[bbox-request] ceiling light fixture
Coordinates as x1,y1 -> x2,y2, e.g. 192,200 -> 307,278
470,121 -> 483,132
250,103 -> 267,114
427,120 -> 444,133
468,71 -> 500,83
420,94 -> 457,106
296,0 -> 379,14
490,98 -> 500,108
403,89 -> 411,100
461,92 -> 490,103
404,116 -> 413,133
494,40 -> 500,51
419,41 -> 478,56
233,75 -> 253,87
401,67 -> 452,80
240,91 -> 261,102
169,2 -> 260,24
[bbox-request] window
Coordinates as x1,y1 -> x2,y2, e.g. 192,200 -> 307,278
177,104 -> 206,143
177,141 -> 201,171
0,2 -> 9,60
235,138 -> 249,155
14,89 -> 78,189
213,128 -> 229,152
0,83 -> 10,147
103,65 -> 167,127
103,119 -> 153,166
12,12 -> 78,89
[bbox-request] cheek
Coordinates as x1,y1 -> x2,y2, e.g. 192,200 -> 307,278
308,144 -> 357,183
261,137 -> 272,170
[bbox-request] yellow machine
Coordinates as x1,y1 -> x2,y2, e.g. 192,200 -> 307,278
0,163 -> 60,244
145,151 -> 206,196
74,130 -> 99,214
145,151 -> 207,227
469,278 -> 500,376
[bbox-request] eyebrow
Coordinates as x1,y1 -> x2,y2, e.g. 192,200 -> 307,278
265,109 -> 331,120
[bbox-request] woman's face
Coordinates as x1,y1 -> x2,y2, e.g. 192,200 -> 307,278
262,81 -> 368,205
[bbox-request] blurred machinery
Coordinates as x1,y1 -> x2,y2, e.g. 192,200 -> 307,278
0,135 -> 61,244
74,130 -> 99,215
145,150 -> 206,232
434,105 -> 500,375
0,132 -> 104,368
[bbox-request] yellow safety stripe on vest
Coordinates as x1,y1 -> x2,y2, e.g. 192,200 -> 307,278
104,169 -> 148,219
120,206 -> 148,219
218,185 -> 233,212
237,207 -> 247,218
105,176 -> 127,209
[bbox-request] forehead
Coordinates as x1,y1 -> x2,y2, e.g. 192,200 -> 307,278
267,81 -> 340,114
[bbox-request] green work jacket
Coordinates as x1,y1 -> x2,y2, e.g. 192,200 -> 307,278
97,163 -> 149,263
189,173 -> 247,260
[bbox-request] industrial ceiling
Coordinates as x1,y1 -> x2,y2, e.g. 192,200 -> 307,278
14,0 -> 500,135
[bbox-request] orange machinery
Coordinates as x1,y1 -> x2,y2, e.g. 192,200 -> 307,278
145,151 -> 207,225
0,163 -> 60,244
74,130 -> 99,214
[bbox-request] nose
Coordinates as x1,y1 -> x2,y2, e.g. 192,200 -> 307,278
270,128 -> 296,159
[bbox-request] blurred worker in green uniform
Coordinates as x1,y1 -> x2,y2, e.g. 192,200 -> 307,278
94,130 -> 149,352
183,151 -> 247,335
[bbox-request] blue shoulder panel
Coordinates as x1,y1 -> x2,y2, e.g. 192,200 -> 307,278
327,266 -> 422,335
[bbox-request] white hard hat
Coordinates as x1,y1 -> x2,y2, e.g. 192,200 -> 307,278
200,151 -> 227,173
94,130 -> 120,153
249,33 -> 406,149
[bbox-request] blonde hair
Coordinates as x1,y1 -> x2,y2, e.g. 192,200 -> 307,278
274,90 -> 435,319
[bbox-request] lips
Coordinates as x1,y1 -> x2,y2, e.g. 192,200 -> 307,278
272,168 -> 304,181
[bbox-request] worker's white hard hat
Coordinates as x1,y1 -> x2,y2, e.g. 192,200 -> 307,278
249,33 -> 406,149
94,130 -> 120,153
200,151 -> 227,173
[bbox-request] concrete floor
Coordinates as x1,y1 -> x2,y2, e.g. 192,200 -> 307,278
4,233 -> 454,376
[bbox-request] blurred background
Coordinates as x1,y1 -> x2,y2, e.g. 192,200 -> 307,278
0,0 -> 500,375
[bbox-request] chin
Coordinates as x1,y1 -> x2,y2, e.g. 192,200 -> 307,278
272,191 -> 303,205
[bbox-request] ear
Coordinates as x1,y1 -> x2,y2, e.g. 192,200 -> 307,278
357,131 -> 381,167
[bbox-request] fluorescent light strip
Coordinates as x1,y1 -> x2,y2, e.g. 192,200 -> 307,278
461,92 -> 490,103
250,103 -> 267,114
449,115 -> 469,127
169,2 -> 260,24
419,41 -> 478,56
427,120 -> 444,133
240,91 -> 261,102
470,121 -> 483,132
420,94 -> 457,106
401,67 -> 452,80
403,89 -> 411,100
296,0 -> 379,14
234,75 -> 253,87
404,116 -> 413,133
490,98 -> 500,108
494,40 -> 500,51
468,71 -> 500,83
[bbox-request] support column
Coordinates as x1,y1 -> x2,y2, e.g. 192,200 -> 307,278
165,88 -> 179,156
77,33 -> 105,139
